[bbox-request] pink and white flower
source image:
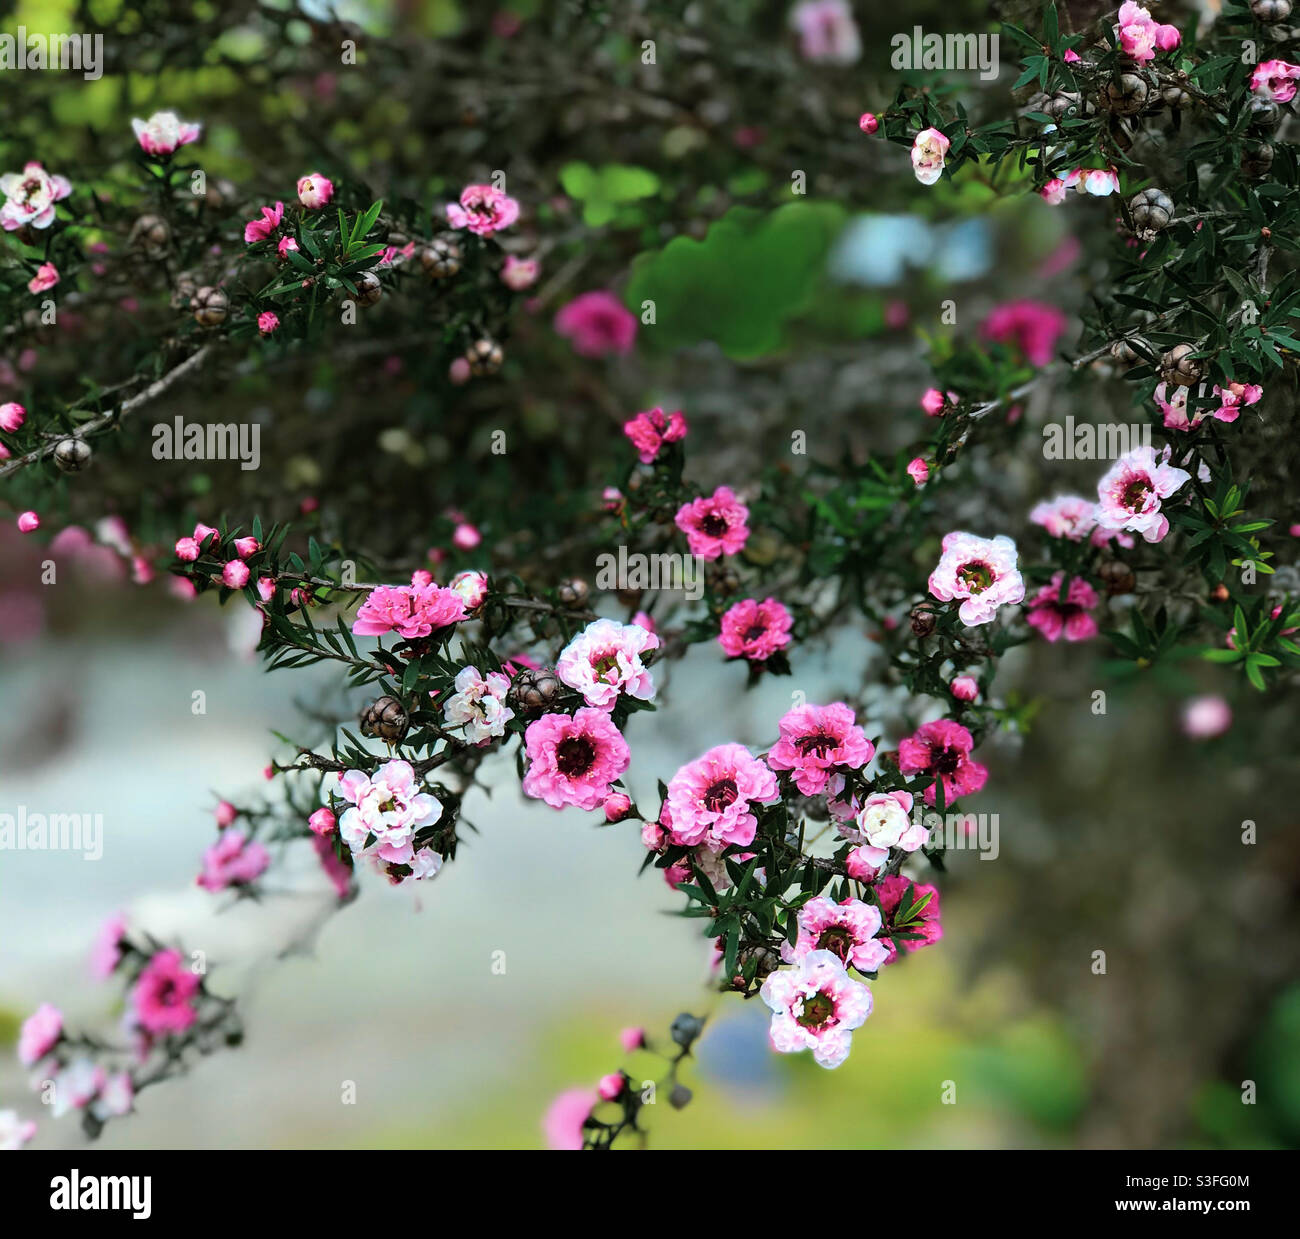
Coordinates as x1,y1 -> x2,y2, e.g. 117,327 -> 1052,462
906,457 -> 929,486
1095,445 -> 1189,543
760,950 -> 872,1068
0,162 -> 72,231
0,1110 -> 37,1150
718,597 -> 793,662
27,262 -> 58,294
897,719 -> 987,806
1030,495 -> 1098,541
448,569 -> 489,611
89,913 -> 127,981
675,486 -> 749,559
910,128 -> 950,186
0,402 -> 26,433
446,183 -> 520,235
1210,382 -> 1262,424
789,0 -> 861,65
501,255 -> 539,290
665,743 -> 778,849
442,665 -> 514,743
521,709 -> 631,811
928,532 -> 1025,626
296,172 -> 334,209
846,790 -> 925,864
1250,59 -> 1300,103
17,1003 -> 62,1067
338,759 -> 442,867
131,111 -> 202,156
782,895 -> 889,974
49,1060 -> 106,1118
766,702 -> 874,796
556,617 -> 659,710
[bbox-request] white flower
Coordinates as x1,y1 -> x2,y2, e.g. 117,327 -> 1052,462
131,111 -> 202,156
442,666 -> 514,743
556,617 -> 658,710
0,1109 -> 37,1150
911,128 -> 951,187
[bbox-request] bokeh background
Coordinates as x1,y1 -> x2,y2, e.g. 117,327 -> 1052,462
2,0 -> 1298,1149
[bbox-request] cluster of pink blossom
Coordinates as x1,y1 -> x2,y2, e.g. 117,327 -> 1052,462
623,406 -> 688,463
556,617 -> 659,710
445,183 -> 519,235
1156,381 -> 1263,431
353,575 -> 469,639
333,758 -> 445,884
1114,2 -> 1181,64
441,665 -> 514,743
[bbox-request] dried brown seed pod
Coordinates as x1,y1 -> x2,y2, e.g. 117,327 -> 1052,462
359,695 -> 410,743
191,285 -> 229,327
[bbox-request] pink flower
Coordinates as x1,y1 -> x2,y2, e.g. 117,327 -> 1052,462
1063,48 -> 1082,63
1182,695 -> 1232,739
193,522 -> 220,550
448,569 -> 488,611
196,829 -> 271,892
675,486 -> 750,559
782,896 -> 889,974
233,536 -> 259,558
277,236 -> 298,257
911,127 -> 950,186
297,172 -> 334,209
0,1110 -> 37,1150
897,719 -> 987,806
557,617 -> 659,710
243,201 -> 285,244
0,162 -> 72,231
442,665 -> 514,743
257,311 -> 280,335
1210,382 -> 1262,424
928,532 -> 1025,626
338,758 -> 442,867
451,522 -> 480,551
950,675 -> 979,702
522,708 -> 631,811
174,536 -> 200,561
501,255 -> 539,290
598,1072 -> 625,1101
131,110 -> 201,156
222,560 -> 250,589
790,0 -> 861,65
980,300 -> 1067,367
352,581 -> 468,639
1030,495 -> 1098,541
1026,573 -> 1099,643
214,800 -> 237,828
623,406 -> 688,464
1079,167 -> 1121,197
877,874 -> 944,964
665,743 -> 778,849
920,388 -> 956,417
619,1026 -> 646,1051
1095,445 -> 1189,543
603,792 -> 633,822
131,949 -> 200,1036
308,807 -> 337,837
858,112 -> 879,135
718,597 -> 793,662
845,846 -> 880,882
446,183 -> 520,235
0,401 -> 26,432
1039,177 -> 1068,205
553,291 -> 638,358
313,835 -> 352,899
17,1003 -> 62,1067
906,457 -> 929,486
760,950 -> 872,1068
543,1087 -> 596,1150
1115,1 -> 1159,63
766,702 -> 874,796
16,511 -> 39,534
27,262 -> 58,294
1251,60 -> 1300,103
89,913 -> 127,981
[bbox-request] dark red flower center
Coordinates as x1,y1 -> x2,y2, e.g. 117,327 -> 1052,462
700,513 -> 727,537
816,925 -> 853,962
703,778 -> 738,813
556,735 -> 596,777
